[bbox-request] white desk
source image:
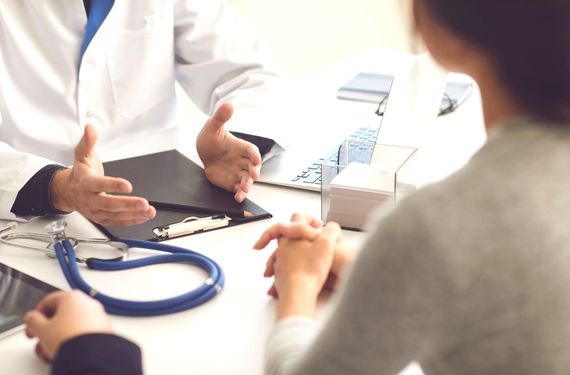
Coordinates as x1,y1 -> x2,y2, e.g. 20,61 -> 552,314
0,49 -> 485,375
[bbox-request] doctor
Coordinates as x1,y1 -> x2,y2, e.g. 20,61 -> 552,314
0,0 -> 279,226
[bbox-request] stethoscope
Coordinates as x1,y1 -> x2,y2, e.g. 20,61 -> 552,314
0,220 -> 224,317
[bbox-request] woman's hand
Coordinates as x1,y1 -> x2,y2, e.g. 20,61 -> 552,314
254,213 -> 356,296
270,222 -> 342,319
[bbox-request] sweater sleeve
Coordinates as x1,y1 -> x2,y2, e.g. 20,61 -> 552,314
264,203 -> 454,375
52,333 -> 143,375
265,317 -> 319,375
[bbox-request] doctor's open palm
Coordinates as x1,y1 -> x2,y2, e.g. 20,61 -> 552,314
197,103 -> 262,203
49,124 -> 156,227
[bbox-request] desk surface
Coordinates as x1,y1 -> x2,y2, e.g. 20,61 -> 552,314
0,49 -> 485,375
0,185 -> 350,375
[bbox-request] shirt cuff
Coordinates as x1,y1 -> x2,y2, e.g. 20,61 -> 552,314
10,164 -> 68,216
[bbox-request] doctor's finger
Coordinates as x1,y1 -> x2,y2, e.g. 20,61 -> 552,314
90,211 -> 154,225
234,189 -> 246,203
85,175 -> 133,194
94,194 -> 151,213
243,143 -> 262,165
238,172 -> 253,194
248,161 -> 261,181
90,206 -> 156,226
90,207 -> 156,227
234,156 -> 260,181
233,171 -> 252,202
241,142 -> 262,169
208,103 -> 234,131
75,124 -> 98,160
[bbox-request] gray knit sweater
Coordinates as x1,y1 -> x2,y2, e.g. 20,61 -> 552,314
265,117 -> 570,375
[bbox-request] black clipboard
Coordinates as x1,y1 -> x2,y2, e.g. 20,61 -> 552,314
96,150 -> 272,241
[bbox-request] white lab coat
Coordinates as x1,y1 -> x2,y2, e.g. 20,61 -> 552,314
0,0 -> 280,220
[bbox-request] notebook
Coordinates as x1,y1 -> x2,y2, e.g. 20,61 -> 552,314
98,150 -> 272,241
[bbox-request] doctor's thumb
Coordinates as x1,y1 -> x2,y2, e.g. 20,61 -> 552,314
208,103 -> 234,131
76,124 -> 98,159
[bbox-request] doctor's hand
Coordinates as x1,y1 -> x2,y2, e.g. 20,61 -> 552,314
49,124 -> 156,226
197,103 -> 262,203
24,291 -> 112,362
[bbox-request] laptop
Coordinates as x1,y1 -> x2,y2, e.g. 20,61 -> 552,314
259,126 -> 382,192
258,70 -> 472,192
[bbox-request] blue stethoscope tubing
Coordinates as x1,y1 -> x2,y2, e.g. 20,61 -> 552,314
53,238 -> 225,317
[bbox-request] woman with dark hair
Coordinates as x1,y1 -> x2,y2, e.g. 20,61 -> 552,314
254,0 -> 570,374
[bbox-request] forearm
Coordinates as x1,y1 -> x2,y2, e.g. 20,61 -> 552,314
276,282 -> 320,321
274,247 -> 357,320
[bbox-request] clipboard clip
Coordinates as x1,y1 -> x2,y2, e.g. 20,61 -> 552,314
153,215 -> 231,239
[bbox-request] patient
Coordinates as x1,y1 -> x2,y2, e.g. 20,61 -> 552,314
254,0 -> 570,374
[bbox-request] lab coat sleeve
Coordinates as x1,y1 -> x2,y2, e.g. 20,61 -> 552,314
0,140 -> 59,221
173,0 -> 286,142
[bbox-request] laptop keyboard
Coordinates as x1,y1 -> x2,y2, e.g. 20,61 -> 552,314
292,127 -> 378,186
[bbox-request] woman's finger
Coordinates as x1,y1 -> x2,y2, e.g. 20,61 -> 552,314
313,222 -> 342,253
264,251 -> 277,277
253,222 -> 320,250
290,213 -> 322,228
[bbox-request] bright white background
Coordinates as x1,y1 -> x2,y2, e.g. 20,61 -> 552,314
178,0 -> 414,123
229,0 -> 411,75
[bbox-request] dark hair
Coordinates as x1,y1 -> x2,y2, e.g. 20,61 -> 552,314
422,0 -> 570,123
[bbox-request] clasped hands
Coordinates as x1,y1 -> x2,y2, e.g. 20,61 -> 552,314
50,103 -> 261,226
253,213 -> 356,319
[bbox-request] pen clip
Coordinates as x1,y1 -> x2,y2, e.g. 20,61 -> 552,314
153,215 -> 231,239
